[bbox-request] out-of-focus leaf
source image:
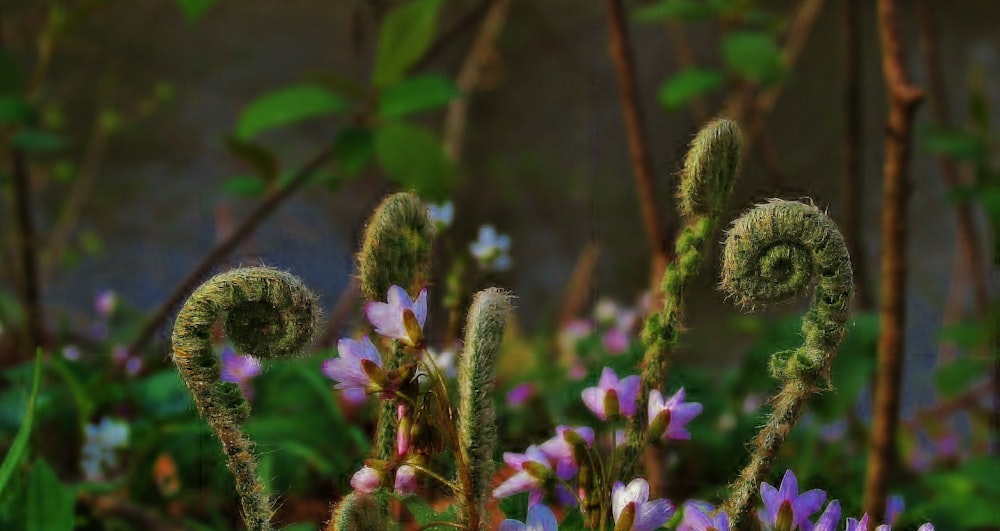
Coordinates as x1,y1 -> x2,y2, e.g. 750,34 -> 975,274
373,0 -> 443,88
977,185 -> 1000,220
333,127 -> 374,176
127,371 -> 192,419
0,97 -> 32,125
378,75 -> 460,118
177,0 -> 216,21
12,130 -> 64,153
0,50 -> 24,93
79,230 -> 104,257
374,122 -> 453,201
722,31 -> 784,85
939,320 -> 989,349
498,492 -> 528,521
236,84 -> 346,140
24,460 -> 74,531
920,126 -> 988,162
397,493 -> 458,526
659,68 -> 724,109
634,0 -> 716,22
0,351 -> 41,498
224,176 -> 267,198
934,357 -> 988,398
224,136 -> 279,181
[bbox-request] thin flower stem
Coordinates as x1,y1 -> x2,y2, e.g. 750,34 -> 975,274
407,462 -> 464,494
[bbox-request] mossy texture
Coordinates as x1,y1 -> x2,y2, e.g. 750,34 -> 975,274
356,191 -> 434,302
326,492 -> 385,531
171,267 -> 319,531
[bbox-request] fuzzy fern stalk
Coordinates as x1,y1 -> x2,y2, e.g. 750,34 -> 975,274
171,267 -> 319,531
352,191 -> 434,514
456,288 -> 512,529
719,200 -> 853,530
325,492 -> 385,531
618,117 -> 741,480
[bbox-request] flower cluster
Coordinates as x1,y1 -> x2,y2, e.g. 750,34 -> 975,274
81,417 -> 130,481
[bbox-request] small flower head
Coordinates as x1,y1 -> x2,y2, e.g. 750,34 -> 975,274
493,445 -> 576,507
350,465 -> 382,494
394,464 -> 417,495
427,201 -> 454,230
95,290 -> 117,318
647,388 -> 703,441
538,425 -> 595,480
759,470 -> 826,531
81,417 -> 130,481
220,346 -> 262,397
507,383 -> 535,407
365,285 -> 428,347
581,367 -> 640,421
499,504 -> 559,531
322,336 -> 384,394
611,478 -> 675,531
470,225 -> 512,271
678,500 -> 730,531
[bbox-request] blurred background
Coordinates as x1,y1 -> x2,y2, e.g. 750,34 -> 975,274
0,0 -> 997,529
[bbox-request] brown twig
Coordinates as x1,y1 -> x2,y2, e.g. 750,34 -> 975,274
126,146 -> 335,356
411,0 -> 493,74
442,0 -> 512,163
903,380 -> 992,431
863,0 -> 923,521
557,242 -> 600,328
841,0 -> 872,310
605,0 -> 669,289
11,150 -> 44,361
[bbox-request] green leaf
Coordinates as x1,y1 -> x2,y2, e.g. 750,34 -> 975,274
397,494 -> 458,526
374,122 -> 453,201
236,84 -> 346,140
224,136 -> 279,181
378,75 -> 460,118
127,371 -> 192,419
934,357 -> 988,398
920,126 -> 988,162
0,97 -> 33,125
12,130 -> 64,153
333,127 -> 374,176
659,68 -> 724,109
373,0 -> 444,88
24,461 -> 74,531
634,0 -> 716,22
0,351 -> 42,498
177,0 -> 216,21
722,31 -> 784,85
223,176 -> 267,197
939,320 -> 989,349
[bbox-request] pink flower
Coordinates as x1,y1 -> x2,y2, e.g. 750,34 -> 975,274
581,367 -> 640,420
507,383 -> 535,407
678,500 -> 729,531
394,464 -> 417,495
322,336 -> 383,393
612,478 -> 675,531
647,388 -> 703,441
538,425 -> 594,480
350,465 -> 382,494
365,286 -> 428,346
759,470 -> 825,530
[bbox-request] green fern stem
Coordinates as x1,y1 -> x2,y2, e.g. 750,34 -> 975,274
456,288 -> 512,530
170,267 -> 319,531
617,118 -> 741,481
719,200 -> 853,530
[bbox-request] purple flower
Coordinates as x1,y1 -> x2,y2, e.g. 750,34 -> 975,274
678,500 -> 729,531
63,345 -> 81,361
322,336 -> 383,394
94,290 -> 117,318
507,383 -> 535,407
611,478 -> 675,531
365,286 -> 428,346
885,495 -> 903,525
394,464 -> 417,495
581,367 -> 640,420
493,446 -> 552,505
538,425 -> 594,480
221,347 -> 262,387
647,387 -> 703,441
351,465 -> 382,494
602,328 -> 630,354
499,503 -> 559,531
805,500 -> 840,531
759,470 -> 826,530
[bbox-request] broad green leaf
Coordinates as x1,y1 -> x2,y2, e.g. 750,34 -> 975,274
373,0 -> 444,88
0,351 -> 41,498
333,127 -> 374,176
722,31 -> 784,85
397,494 -> 458,526
378,75 -> 460,118
224,136 -> 279,181
12,130 -> 64,153
223,176 -> 267,198
659,68 -> 724,109
939,320 -> 989,349
634,0 -> 716,22
0,97 -> 32,125
236,84 -> 346,139
374,122 -> 453,201
177,0 -> 216,21
921,126 -> 988,162
24,461 -> 74,531
934,356 -> 988,398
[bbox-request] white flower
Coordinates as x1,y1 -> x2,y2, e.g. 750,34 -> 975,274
470,225 -> 512,271
81,417 -> 130,481
427,201 -> 454,229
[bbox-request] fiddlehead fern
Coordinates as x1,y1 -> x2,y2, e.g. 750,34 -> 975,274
618,117 -> 741,480
171,267 -> 319,530
719,200 -> 853,530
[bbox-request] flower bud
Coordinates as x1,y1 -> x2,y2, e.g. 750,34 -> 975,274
614,501 -> 636,531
